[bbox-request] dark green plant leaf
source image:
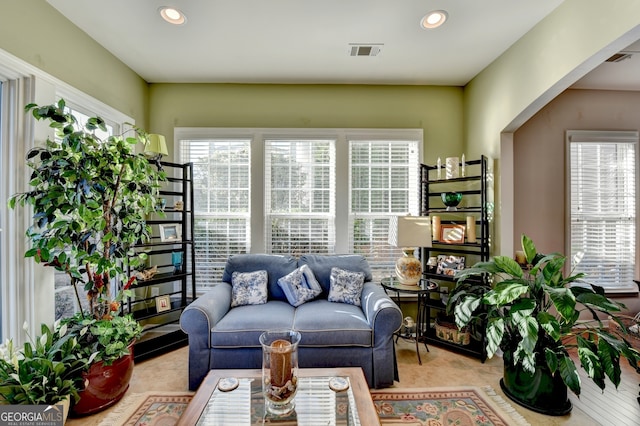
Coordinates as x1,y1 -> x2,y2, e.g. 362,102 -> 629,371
538,312 -> 561,341
575,292 -> 622,313
545,285 -> 576,322
577,335 -> 605,390
493,256 -> 523,278
544,347 -> 558,373
485,317 -> 504,357
557,352 -> 581,396
484,281 -> 529,306
454,295 -> 481,328
596,337 -> 621,388
521,234 -> 537,263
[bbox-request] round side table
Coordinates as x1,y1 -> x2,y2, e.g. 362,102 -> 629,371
380,276 -> 438,365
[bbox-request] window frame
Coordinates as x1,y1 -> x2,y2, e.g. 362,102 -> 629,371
176,127 -> 423,292
565,130 -> 639,294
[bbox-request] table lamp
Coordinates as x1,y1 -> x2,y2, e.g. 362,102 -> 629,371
388,216 -> 432,285
145,134 -> 168,161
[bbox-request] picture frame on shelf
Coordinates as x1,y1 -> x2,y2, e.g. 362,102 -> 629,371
155,295 -> 171,313
159,223 -> 182,242
436,255 -> 466,276
440,224 -> 465,244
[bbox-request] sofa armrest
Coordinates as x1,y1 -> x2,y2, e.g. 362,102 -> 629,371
180,283 -> 232,390
180,282 -> 232,340
361,282 -> 402,388
361,282 -> 402,337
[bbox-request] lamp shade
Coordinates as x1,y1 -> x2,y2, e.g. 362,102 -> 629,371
388,216 -> 432,248
145,134 -> 168,157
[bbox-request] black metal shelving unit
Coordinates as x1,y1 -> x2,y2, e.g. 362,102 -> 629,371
123,161 -> 196,361
419,155 -> 492,361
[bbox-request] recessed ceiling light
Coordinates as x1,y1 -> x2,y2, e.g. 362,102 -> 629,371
420,10 -> 448,29
159,6 -> 186,25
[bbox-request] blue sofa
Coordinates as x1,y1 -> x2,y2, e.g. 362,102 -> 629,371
180,253 -> 403,390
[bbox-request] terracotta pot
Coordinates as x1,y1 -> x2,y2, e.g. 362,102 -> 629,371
71,345 -> 135,416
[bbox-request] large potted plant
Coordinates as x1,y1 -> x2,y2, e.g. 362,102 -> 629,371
451,234 -> 640,415
8,99 -> 164,414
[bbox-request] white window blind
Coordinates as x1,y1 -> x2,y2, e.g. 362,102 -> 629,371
349,140 -> 420,281
265,139 -> 336,256
176,128 -> 422,293
567,131 -> 638,292
180,139 -> 251,289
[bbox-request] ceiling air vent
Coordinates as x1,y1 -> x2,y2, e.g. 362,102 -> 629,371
349,44 -> 383,57
605,52 -> 632,63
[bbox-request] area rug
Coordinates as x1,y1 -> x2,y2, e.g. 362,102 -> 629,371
97,392 -> 193,426
371,386 -> 530,426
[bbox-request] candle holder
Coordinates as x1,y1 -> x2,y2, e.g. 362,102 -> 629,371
259,329 -> 301,415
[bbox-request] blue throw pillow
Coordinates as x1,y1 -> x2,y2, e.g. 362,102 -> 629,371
328,267 -> 365,306
277,265 -> 322,307
231,270 -> 268,307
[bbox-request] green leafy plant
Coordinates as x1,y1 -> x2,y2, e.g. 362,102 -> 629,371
452,234 -> 640,396
8,99 -> 164,364
0,322 -> 90,405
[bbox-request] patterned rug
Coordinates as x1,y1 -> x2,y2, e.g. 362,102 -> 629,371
98,392 -> 193,426
371,386 -> 530,426
98,387 -> 527,425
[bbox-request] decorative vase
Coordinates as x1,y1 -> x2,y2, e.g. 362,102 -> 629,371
71,343 -> 135,416
395,248 -> 422,285
259,330 -> 301,416
441,192 -> 462,211
500,351 -> 572,416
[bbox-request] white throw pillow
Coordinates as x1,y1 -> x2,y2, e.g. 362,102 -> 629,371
277,265 -> 322,307
231,270 -> 268,307
327,267 -> 365,306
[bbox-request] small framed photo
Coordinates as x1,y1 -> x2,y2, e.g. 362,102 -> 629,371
159,223 -> 182,242
440,224 -> 465,244
436,255 -> 466,276
155,295 -> 171,313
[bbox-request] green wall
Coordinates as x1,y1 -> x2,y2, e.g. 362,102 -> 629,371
0,0 -> 148,126
464,0 -> 640,160
149,83 -> 464,162
464,0 -> 640,254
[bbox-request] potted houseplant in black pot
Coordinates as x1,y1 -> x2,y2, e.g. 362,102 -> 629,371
451,234 -> 640,415
8,99 -> 164,415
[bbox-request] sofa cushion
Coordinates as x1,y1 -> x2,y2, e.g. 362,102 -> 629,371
298,254 -> 372,295
211,301 -> 295,347
277,265 -> 322,307
327,267 -> 365,306
293,300 -> 372,347
230,270 -> 268,307
222,254 -> 298,301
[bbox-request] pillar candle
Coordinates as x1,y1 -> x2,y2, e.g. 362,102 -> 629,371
432,216 -> 441,241
270,339 -> 292,387
466,216 -> 476,243
445,157 -> 459,179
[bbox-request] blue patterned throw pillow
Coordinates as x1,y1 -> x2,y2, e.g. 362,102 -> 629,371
328,267 -> 365,306
231,270 -> 268,307
277,265 -> 322,307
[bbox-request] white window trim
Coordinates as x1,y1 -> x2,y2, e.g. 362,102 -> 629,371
175,127 -> 423,255
565,130 -> 639,294
0,47 -> 133,342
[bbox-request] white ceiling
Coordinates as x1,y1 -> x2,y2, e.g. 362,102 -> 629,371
46,0 -> 638,90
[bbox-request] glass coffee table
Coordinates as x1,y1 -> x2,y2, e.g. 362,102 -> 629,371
177,367 -> 379,425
